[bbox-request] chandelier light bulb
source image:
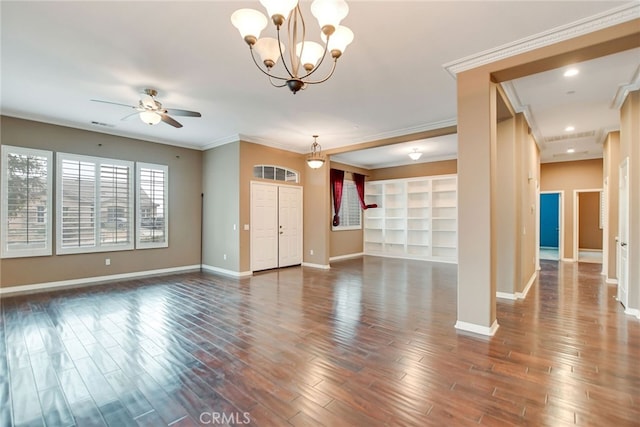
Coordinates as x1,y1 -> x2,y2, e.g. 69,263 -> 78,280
254,37 -> 285,68
231,8 -> 268,45
408,149 -> 422,161
311,0 -> 349,34
296,41 -> 324,71
259,0 -> 298,25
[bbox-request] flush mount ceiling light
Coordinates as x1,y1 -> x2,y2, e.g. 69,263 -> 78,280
565,125 -> 575,132
408,148 -> 422,161
306,135 -> 326,169
567,148 -> 576,153
231,0 -> 354,94
563,68 -> 579,77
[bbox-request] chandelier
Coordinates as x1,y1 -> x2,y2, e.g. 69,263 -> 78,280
306,135 -> 326,169
231,0 -> 354,94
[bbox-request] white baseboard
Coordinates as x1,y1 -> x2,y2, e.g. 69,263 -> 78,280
496,272 -> 537,301
302,262 -> 331,270
561,258 -> 575,263
624,307 -> 640,320
455,319 -> 499,336
329,252 -> 364,262
201,264 -> 252,278
0,265 -> 201,296
606,277 -> 619,284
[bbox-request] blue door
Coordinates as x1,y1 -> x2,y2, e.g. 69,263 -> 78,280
540,193 -> 559,248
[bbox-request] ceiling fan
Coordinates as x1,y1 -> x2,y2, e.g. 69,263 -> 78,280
91,89 -> 201,128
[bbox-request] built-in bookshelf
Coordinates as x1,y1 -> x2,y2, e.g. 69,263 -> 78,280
364,174 -> 457,263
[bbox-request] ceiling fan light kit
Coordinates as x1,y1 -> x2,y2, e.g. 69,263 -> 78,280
91,88 -> 202,128
231,0 -> 354,94
306,135 -> 326,169
408,148 -> 423,161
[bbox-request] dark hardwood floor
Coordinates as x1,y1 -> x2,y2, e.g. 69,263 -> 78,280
1,257 -> 638,426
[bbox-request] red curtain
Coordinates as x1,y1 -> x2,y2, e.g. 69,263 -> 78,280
353,172 -> 377,210
330,168 -> 344,226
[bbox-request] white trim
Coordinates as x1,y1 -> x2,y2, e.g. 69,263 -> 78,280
329,252 -> 364,262
562,258 -> 576,263
443,3 -> 640,77
495,271 -> 537,301
606,278 -> 618,285
573,189 -> 603,263
302,262 -> 331,270
455,319 -> 500,337
0,265 -> 200,296
624,308 -> 640,320
201,264 -> 252,278
539,190 -> 564,264
612,65 -> 640,110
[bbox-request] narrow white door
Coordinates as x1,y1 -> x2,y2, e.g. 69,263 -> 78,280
618,158 -> 629,308
251,182 -> 278,271
278,185 -> 303,267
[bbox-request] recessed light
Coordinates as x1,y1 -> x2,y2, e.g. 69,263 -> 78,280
567,148 -> 575,153
565,126 -> 575,132
564,68 -> 579,77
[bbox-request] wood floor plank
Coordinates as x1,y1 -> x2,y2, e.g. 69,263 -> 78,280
1,257 -> 638,425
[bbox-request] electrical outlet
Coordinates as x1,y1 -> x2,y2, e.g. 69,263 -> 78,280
310,249 -> 314,256
105,258 -> 111,266
223,254 -> 227,260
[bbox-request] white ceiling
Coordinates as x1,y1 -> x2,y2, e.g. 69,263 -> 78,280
1,1 -> 638,168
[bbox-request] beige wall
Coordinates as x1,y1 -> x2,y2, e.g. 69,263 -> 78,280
0,116 -> 202,288
603,131 -> 620,280
540,159 -> 603,260
369,159 -> 456,181
202,142 -> 240,272
619,90 -> 640,314
578,191 -> 603,250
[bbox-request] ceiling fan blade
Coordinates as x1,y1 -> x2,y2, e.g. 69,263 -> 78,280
160,113 -> 182,128
164,108 -> 201,117
121,112 -> 140,121
91,99 -> 136,109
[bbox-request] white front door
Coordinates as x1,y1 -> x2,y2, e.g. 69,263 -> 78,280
278,185 -> 303,267
250,182 -> 303,271
618,158 -> 629,308
251,182 -> 278,271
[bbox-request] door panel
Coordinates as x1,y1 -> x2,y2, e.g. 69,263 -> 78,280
251,183 -> 278,271
540,193 -> 560,248
618,158 -> 629,308
278,186 -> 302,267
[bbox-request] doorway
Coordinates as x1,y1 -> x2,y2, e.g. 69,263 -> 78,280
250,182 -> 303,272
540,192 -> 562,261
574,189 -> 603,264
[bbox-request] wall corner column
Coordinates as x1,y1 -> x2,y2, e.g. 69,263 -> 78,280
455,69 -> 499,336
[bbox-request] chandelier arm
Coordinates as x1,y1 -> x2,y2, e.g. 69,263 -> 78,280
249,46 -> 290,82
300,59 -> 338,85
268,75 -> 289,88
298,34 -> 331,81
276,23 -> 295,79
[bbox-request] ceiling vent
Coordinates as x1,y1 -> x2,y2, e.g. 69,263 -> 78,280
544,131 -> 596,143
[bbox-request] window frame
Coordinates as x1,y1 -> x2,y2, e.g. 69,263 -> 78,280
1,145 -> 53,258
136,162 -> 169,249
332,179 -> 362,231
56,152 -> 134,255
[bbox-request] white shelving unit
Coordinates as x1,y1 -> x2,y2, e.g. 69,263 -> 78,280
364,174 -> 457,263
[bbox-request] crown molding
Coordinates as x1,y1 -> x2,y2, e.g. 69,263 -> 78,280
500,81 -> 544,149
443,3 -> 640,78
357,118 -> 458,144
611,64 -> 640,110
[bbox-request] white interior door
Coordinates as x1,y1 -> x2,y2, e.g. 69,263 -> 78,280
618,158 -> 629,308
251,182 -> 278,271
278,186 -> 303,267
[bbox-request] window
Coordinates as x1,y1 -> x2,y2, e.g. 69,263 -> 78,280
57,153 -> 134,254
253,165 -> 299,183
137,163 -> 168,248
332,180 -> 362,231
1,146 -> 53,258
